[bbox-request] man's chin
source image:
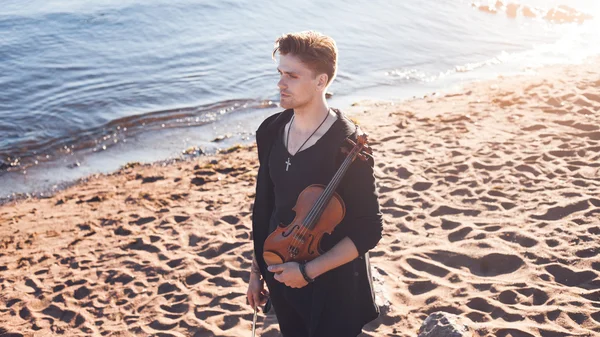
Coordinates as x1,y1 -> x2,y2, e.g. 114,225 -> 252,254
279,100 -> 292,109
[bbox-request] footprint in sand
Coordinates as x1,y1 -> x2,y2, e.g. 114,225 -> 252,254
157,282 -> 181,295
141,176 -> 165,183
531,199 -> 591,221
499,328 -> 538,337
408,280 -> 438,295
430,205 -> 481,217
448,226 -> 473,242
173,215 -> 190,223
440,218 -> 461,230
497,290 -> 519,304
149,319 -> 178,331
220,215 -> 240,225
218,315 -> 240,330
515,287 -> 549,306
406,258 -> 450,277
132,216 -> 156,226
208,276 -> 236,287
554,120 -> 600,131
465,311 -> 490,323
205,265 -> 227,276
499,231 -> 538,248
545,264 -> 598,288
575,247 -> 600,258
466,297 -> 525,322
472,161 -> 506,171
522,124 -> 546,131
194,308 -> 225,320
545,238 -> 561,247
515,164 -> 542,177
191,177 -> 207,186
73,286 -> 91,300
450,188 -> 474,197
198,242 -> 245,259
466,297 -> 496,313
426,250 -> 524,277
166,258 -> 185,269
123,237 -> 160,253
412,182 -> 432,191
160,303 -> 189,315
41,304 -> 77,323
188,233 -> 207,247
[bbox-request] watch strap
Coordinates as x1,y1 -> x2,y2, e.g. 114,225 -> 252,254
299,262 -> 315,283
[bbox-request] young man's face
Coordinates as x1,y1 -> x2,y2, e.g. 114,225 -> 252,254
277,53 -> 324,110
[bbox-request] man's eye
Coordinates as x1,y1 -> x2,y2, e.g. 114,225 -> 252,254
278,72 -> 295,79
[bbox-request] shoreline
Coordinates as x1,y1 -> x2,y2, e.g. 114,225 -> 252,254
4,49 -> 594,202
0,56 -> 576,204
1,57 -> 599,336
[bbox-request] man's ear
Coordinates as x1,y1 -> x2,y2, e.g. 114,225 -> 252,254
317,73 -> 328,91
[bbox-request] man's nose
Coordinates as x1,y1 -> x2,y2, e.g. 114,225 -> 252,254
277,78 -> 286,90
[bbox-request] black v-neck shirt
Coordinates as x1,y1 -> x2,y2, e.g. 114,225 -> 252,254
268,116 -> 342,234
257,109 -> 383,331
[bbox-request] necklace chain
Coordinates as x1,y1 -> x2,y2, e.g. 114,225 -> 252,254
284,109 -> 330,172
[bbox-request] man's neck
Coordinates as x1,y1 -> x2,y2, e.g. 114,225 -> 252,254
291,98 -> 330,133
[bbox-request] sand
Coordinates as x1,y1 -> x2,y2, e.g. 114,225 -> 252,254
1,58 -> 599,337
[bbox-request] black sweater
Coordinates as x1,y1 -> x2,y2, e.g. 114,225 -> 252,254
267,114 -> 381,255
252,108 -> 383,333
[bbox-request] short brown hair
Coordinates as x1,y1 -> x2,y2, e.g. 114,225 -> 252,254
272,31 -> 338,86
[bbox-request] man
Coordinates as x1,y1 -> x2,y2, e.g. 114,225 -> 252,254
246,31 -> 383,337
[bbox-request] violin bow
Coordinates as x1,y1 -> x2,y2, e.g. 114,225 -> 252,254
251,306 -> 257,337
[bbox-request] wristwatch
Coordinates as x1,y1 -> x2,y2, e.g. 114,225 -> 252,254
298,262 -> 315,283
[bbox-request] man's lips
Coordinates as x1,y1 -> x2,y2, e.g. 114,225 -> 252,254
280,92 -> 291,97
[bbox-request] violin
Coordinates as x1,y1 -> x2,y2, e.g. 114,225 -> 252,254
262,131 -> 372,266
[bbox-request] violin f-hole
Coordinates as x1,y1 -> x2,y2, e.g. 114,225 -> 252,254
282,224 -> 299,237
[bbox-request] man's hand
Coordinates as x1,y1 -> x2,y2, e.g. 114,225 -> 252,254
268,262 -> 308,288
247,272 -> 269,309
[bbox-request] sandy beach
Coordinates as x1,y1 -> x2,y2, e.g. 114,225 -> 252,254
1,58 -> 599,337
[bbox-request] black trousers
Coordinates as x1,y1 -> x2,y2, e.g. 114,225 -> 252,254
266,277 -> 363,337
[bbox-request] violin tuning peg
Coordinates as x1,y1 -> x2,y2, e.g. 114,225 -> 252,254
357,153 -> 368,161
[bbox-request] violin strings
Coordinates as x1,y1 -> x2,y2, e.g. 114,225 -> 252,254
292,148 -> 355,249
286,126 -> 361,253
287,158 -> 348,255
287,144 -> 361,257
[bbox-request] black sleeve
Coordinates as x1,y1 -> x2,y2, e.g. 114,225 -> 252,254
337,153 -> 383,256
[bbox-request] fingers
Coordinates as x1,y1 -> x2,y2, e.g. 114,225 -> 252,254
252,292 -> 261,309
247,291 -> 255,309
268,264 -> 283,273
247,286 -> 261,309
248,289 -> 261,309
259,289 -> 269,305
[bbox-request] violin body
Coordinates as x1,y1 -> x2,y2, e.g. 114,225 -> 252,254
262,184 -> 345,266
262,129 -> 371,267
